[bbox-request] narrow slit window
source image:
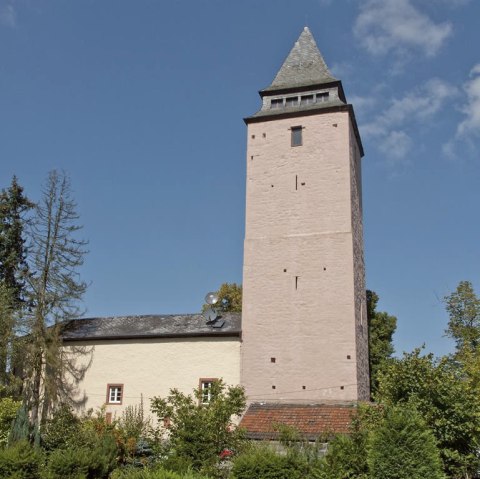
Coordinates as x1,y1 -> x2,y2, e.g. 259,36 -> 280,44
291,126 -> 302,147
295,175 -> 298,190
295,276 -> 299,290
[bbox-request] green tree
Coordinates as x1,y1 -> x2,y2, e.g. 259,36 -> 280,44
0,396 -> 21,447
0,177 -> 34,390
151,380 -> 246,475
202,283 -> 242,313
376,348 -> 480,477
367,290 -> 397,396
23,170 -> 88,430
444,281 -> 480,354
315,403 -> 382,479
0,283 -> 15,389
0,176 -> 34,304
367,405 -> 444,479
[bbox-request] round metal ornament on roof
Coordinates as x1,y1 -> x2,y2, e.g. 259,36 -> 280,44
205,292 -> 219,305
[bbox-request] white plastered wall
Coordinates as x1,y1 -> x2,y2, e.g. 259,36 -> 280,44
63,336 -> 241,419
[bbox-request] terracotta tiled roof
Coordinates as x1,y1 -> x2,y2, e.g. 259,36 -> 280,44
240,402 -> 357,441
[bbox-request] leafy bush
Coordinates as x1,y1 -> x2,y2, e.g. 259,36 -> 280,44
43,447 -> 89,479
44,434 -> 118,479
0,397 -> 21,448
151,381 -> 246,474
116,400 -> 154,466
312,402 -> 383,479
314,434 -> 369,479
231,444 -> 308,479
367,406 -> 445,479
0,440 -> 42,479
41,404 -> 82,452
45,439 -> 115,479
110,466 -> 210,478
376,348 -> 480,477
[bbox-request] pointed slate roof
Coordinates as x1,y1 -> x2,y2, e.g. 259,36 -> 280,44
263,27 -> 337,93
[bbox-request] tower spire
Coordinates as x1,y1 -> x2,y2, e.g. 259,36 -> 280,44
263,26 -> 337,92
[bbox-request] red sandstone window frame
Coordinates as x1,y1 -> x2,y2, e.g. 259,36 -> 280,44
199,378 -> 218,405
106,384 -> 124,405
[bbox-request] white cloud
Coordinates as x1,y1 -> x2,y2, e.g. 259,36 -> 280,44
349,95 -> 378,115
418,0 -> 471,6
443,65 -> 480,159
457,65 -> 480,137
354,0 -> 452,58
0,3 -> 16,28
361,78 -> 456,164
363,78 -> 456,137
378,130 -> 413,164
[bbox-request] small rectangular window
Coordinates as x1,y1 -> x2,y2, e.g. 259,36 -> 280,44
107,384 -> 123,404
285,97 -> 298,107
301,94 -> 315,106
291,126 -> 302,147
317,92 -> 329,102
271,98 -> 283,109
199,378 -> 217,404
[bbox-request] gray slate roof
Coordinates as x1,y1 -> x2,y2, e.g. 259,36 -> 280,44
263,27 -> 337,93
61,312 -> 242,341
250,99 -> 347,119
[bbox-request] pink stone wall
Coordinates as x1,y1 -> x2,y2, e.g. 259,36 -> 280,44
241,110 -> 369,403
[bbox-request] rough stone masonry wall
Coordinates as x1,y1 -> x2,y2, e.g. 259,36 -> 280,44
349,121 -> 370,401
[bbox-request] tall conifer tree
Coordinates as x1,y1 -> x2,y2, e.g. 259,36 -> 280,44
0,176 -> 34,303
0,177 -> 33,388
24,170 -> 88,428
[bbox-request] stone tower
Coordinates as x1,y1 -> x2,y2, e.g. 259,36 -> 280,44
241,27 -> 369,403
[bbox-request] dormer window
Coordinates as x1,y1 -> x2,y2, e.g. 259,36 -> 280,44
301,94 -> 315,106
286,97 -> 298,107
271,98 -> 283,109
317,92 -> 329,102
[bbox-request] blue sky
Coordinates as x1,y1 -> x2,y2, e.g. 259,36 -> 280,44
1,0 -> 479,357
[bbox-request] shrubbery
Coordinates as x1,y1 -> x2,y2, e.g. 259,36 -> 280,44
367,406 -> 445,479
0,396 -> 21,447
0,387 -> 454,478
110,466 -> 211,478
0,440 -> 42,479
43,440 -> 117,479
231,444 -> 308,479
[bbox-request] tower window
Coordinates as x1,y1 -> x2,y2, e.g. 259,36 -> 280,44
291,126 -> 303,147
271,98 -> 283,109
317,92 -> 329,102
285,97 -> 298,107
301,94 -> 315,105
